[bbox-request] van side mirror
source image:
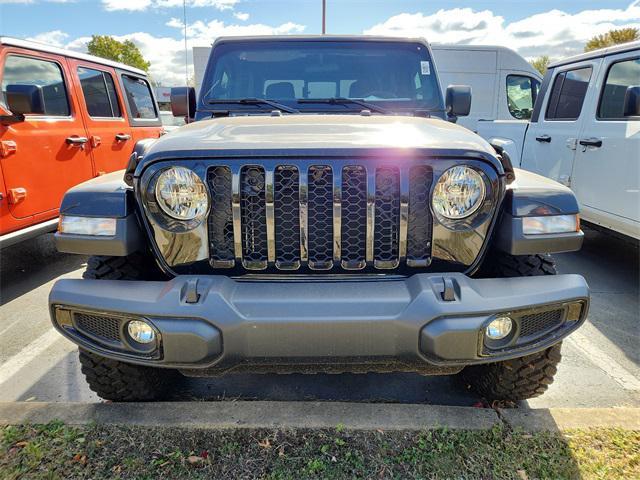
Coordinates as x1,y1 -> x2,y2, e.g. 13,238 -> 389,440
6,84 -> 45,115
170,86 -> 196,120
623,86 -> 640,117
445,85 -> 472,121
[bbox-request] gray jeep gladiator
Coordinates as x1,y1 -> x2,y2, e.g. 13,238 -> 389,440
50,36 -> 589,402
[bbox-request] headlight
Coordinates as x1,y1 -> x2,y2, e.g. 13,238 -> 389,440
432,166 -> 486,219
155,167 -> 209,221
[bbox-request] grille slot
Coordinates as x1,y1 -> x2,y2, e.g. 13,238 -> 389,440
407,165 -> 433,266
519,309 -> 564,338
207,166 -> 235,267
75,312 -> 121,342
274,166 -> 301,269
307,166 -> 334,269
240,166 -> 268,269
206,162 -> 436,273
341,165 -> 367,269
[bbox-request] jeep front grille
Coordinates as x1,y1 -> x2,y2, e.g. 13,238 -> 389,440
206,162 -> 434,272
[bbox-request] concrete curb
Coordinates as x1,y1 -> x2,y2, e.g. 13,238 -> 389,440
0,401 -> 638,431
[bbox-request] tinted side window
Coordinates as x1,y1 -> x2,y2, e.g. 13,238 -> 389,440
121,75 -> 157,119
78,67 -> 121,117
506,75 -> 540,119
1,55 -> 70,116
545,67 -> 592,120
598,58 -> 640,120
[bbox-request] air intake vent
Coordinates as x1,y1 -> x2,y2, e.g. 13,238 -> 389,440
74,312 -> 122,343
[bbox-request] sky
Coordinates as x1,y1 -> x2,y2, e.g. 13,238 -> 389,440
1,0 -> 639,85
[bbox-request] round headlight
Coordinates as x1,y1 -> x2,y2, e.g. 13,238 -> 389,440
155,167 -> 209,221
432,166 -> 486,220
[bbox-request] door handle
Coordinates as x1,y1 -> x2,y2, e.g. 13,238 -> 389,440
65,136 -> 88,148
115,133 -> 131,142
535,135 -> 552,143
579,138 -> 602,148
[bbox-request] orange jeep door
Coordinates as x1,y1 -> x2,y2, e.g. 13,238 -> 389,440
0,49 -> 93,220
69,60 -> 133,175
117,72 -> 162,144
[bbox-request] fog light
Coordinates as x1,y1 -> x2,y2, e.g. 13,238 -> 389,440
486,317 -> 513,340
127,320 -> 156,344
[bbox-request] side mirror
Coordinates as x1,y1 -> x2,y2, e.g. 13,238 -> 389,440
6,84 -> 45,115
445,85 -> 472,121
623,86 -> 640,117
170,86 -> 196,120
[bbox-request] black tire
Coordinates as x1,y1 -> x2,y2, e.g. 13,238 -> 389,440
83,253 -> 163,280
79,350 -> 178,402
461,343 -> 562,401
463,250 -> 560,401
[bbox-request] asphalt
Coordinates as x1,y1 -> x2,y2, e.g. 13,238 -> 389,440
0,228 -> 638,410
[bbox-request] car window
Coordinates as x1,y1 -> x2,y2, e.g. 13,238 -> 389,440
506,75 -> 540,119
598,57 -> 640,120
121,75 -> 157,119
545,66 -> 592,121
77,67 -> 121,117
1,55 -> 70,116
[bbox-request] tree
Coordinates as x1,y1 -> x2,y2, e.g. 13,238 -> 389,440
530,55 -> 551,75
87,35 -> 151,72
585,28 -> 639,52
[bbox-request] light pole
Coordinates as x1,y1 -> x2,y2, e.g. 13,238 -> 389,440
322,0 -> 326,34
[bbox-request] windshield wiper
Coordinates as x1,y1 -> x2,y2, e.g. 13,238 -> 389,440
297,97 -> 390,115
206,98 -> 300,114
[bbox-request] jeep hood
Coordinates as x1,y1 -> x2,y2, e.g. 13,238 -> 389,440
145,115 -> 495,157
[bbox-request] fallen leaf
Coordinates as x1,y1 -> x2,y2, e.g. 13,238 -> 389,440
187,455 -> 204,466
517,470 -> 529,480
112,465 -> 122,474
200,450 -> 209,459
15,441 -> 28,448
258,438 -> 271,449
278,446 -> 285,457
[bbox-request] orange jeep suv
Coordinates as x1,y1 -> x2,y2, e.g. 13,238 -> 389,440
0,36 -> 163,247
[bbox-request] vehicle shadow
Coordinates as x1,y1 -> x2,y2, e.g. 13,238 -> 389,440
0,233 -> 87,306
554,226 -> 639,367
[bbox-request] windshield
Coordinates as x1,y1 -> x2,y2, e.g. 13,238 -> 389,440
202,40 -> 444,114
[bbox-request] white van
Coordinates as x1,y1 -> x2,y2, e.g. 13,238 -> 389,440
430,44 -> 542,131
479,41 -> 640,239
192,43 -> 541,132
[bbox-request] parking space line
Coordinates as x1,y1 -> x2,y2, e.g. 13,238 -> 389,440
567,330 -> 640,391
0,329 -> 61,387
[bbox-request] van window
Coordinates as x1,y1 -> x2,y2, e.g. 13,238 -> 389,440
1,55 -> 70,116
545,67 -> 592,121
121,75 -> 157,119
77,67 -> 121,117
506,75 -> 540,119
598,58 -> 640,120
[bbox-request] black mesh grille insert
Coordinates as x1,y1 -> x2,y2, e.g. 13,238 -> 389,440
374,166 -> 400,264
307,166 -> 334,267
341,165 -> 367,266
274,165 -> 300,267
207,166 -> 234,265
75,313 -> 121,342
519,309 -> 564,338
407,165 -> 433,265
240,166 -> 268,266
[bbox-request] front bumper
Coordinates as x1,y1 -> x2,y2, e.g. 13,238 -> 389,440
49,273 -> 589,375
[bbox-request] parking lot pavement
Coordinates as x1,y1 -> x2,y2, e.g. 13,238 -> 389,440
0,229 -> 638,407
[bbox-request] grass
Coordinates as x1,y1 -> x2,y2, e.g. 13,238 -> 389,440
0,420 -> 638,479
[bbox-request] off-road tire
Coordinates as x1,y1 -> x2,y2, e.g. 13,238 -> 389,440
79,350 -> 178,402
461,343 -> 562,401
83,253 -> 163,281
464,250 -> 560,401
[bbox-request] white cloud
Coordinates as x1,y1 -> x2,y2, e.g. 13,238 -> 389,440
26,30 -> 69,47
102,0 -> 151,11
364,1 -> 640,61
103,0 -> 239,11
233,11 -> 249,21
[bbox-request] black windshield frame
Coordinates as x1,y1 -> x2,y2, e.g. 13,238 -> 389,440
198,39 -> 445,118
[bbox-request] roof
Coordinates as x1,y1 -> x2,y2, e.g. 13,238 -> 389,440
549,40 -> 640,68
213,35 -> 428,45
0,36 -> 147,76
